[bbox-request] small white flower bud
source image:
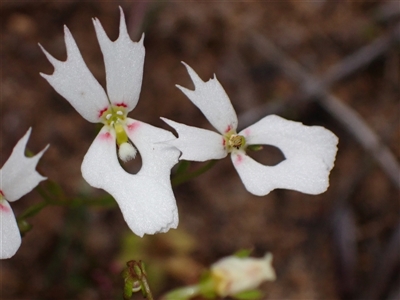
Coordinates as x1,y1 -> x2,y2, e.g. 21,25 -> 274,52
210,253 -> 276,297
118,142 -> 137,162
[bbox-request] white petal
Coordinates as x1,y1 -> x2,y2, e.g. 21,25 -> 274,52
161,117 -> 227,161
242,115 -> 338,171
93,7 -> 145,111
232,115 -> 338,196
0,128 -> 48,202
81,123 -> 179,237
0,201 -> 21,259
124,118 -> 180,179
40,26 -> 109,123
177,62 -> 238,134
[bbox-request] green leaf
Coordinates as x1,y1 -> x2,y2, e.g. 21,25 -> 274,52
234,248 -> 253,258
233,289 -> 263,300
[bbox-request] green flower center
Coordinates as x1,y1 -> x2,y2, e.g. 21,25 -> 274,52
224,131 -> 246,153
100,106 -> 129,146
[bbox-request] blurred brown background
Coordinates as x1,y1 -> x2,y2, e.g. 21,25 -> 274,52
0,1 -> 399,299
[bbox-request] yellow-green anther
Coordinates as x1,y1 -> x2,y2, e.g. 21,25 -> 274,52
115,123 -> 128,146
228,134 -> 246,150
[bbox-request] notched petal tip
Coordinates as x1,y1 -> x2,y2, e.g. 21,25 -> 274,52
92,17 -> 111,46
180,62 -> 217,87
159,118 -> 182,141
160,117 -> 177,129
118,6 -> 126,26
1,128 -> 48,202
96,7 -> 144,111
175,84 -> 195,103
180,62 -> 203,87
180,60 -> 189,68
35,143 -> 50,162
116,7 -> 132,42
175,84 -> 184,94
39,72 -> 48,79
177,63 -> 238,134
40,19 -> 110,123
63,26 -> 79,57
22,129 -> 49,181
63,25 -> 72,39
91,17 -> 99,26
18,127 -> 32,149
25,126 -> 33,137
39,43 -> 62,69
138,32 -> 145,45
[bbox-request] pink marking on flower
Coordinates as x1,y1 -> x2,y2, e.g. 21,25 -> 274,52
0,203 -> 9,213
98,107 -> 108,118
127,122 -> 140,133
244,129 -> 251,136
99,132 -> 112,140
224,125 -> 232,133
222,139 -> 226,146
235,154 -> 243,165
115,103 -> 127,108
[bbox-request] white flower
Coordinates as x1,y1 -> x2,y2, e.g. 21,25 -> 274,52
0,128 -> 48,259
39,8 -> 179,237
211,253 -> 276,297
162,63 -> 338,196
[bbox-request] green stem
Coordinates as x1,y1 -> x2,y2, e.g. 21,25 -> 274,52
141,277 -> 154,300
16,201 -> 48,221
16,186 -> 116,223
171,160 -> 217,187
35,184 -> 54,204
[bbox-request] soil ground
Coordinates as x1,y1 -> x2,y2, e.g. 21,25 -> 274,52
1,1 -> 399,300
